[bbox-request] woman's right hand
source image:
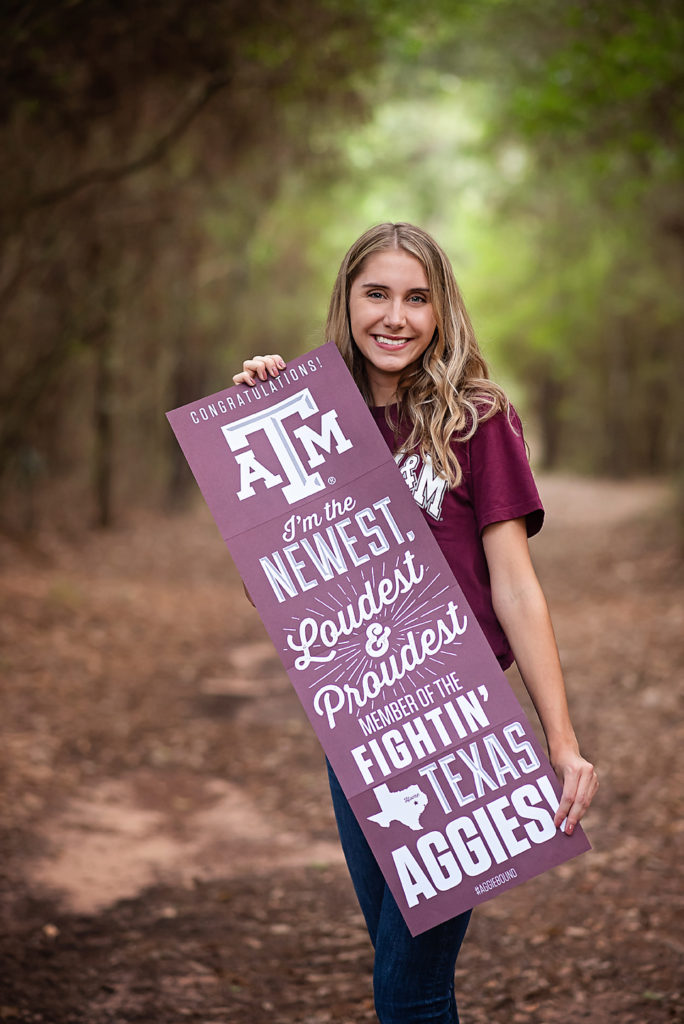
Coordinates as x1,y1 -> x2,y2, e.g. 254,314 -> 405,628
232,354 -> 286,386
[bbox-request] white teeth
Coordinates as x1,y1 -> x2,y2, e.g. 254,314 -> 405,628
376,336 -> 409,346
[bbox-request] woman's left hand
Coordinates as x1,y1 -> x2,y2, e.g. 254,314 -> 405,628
550,748 -> 599,836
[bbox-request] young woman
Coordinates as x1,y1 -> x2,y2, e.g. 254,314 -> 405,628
233,222 -> 598,1024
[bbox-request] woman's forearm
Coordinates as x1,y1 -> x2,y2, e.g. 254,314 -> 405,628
491,574 -> 578,757
482,518 -> 598,832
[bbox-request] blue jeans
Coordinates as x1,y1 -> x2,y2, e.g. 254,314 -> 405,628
327,762 -> 471,1024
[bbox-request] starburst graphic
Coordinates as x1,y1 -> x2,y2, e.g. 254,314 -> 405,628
282,551 -> 464,717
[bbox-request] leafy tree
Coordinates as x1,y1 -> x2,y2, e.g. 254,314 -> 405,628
421,0 -> 684,475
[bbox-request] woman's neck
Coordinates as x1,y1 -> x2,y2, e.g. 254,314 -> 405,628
367,371 -> 399,407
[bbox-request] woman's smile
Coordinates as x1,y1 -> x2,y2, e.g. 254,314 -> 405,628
373,334 -> 414,348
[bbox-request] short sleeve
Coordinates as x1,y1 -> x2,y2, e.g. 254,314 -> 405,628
467,407 -> 544,537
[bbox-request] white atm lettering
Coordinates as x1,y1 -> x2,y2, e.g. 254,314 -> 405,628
222,390 -> 352,504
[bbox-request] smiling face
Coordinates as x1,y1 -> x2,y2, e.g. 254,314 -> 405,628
348,248 -> 438,406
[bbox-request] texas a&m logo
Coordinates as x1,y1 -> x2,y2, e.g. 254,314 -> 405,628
395,452 -> 448,521
222,389 -> 352,504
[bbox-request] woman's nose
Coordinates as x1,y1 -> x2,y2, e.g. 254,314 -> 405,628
383,300 -> 406,328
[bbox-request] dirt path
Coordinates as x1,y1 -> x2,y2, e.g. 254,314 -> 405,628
0,476 -> 682,1023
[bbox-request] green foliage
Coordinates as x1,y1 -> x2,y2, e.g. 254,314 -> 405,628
473,0 -> 684,474
374,0 -> 684,475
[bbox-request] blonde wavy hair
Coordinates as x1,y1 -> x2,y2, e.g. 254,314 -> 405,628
326,222 -> 509,487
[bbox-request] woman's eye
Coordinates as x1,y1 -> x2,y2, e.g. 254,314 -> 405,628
409,294 -> 427,303
367,290 -> 385,299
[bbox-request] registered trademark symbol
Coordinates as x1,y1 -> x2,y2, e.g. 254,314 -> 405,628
328,476 -> 336,485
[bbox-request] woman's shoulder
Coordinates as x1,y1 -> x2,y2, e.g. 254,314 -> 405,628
454,393 -> 519,442
450,400 -> 532,487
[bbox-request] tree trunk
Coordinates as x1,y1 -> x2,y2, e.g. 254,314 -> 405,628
93,332 -> 115,528
535,369 -> 564,471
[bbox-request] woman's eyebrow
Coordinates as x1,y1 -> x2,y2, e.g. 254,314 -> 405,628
360,281 -> 430,293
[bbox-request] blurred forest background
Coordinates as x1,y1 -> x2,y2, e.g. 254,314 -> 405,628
1,0 -> 683,532
2,5 -> 684,1021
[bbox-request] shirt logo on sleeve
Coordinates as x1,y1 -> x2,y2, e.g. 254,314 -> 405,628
395,451 -> 448,520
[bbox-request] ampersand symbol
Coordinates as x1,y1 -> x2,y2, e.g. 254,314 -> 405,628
365,622 -> 391,658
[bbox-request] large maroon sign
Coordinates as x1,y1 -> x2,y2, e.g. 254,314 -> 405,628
167,341 -> 589,935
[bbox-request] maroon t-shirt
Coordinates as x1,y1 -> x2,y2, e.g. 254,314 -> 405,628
370,405 -> 544,669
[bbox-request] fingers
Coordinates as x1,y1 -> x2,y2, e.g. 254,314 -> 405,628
232,354 -> 286,386
554,759 -> 599,836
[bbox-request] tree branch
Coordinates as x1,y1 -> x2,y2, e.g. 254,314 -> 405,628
25,72 -> 231,214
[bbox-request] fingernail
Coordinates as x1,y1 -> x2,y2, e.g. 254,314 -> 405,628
277,359 -> 286,368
